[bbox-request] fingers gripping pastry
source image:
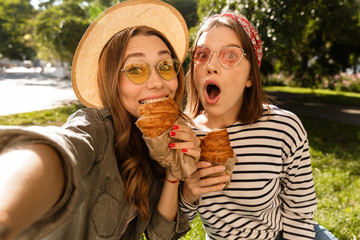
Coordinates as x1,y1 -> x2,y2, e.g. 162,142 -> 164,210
200,129 -> 234,165
136,97 -> 179,138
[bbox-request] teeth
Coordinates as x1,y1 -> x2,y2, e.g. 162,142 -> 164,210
140,97 -> 168,104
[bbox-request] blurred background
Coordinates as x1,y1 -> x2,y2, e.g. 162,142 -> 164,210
0,0 -> 359,89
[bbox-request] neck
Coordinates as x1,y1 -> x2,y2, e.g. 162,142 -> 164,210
194,113 -> 237,130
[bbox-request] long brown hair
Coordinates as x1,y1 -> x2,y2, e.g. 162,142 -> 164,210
97,26 -> 185,219
186,13 -> 269,124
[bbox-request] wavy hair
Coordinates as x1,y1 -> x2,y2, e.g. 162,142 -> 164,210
185,13 -> 269,124
97,26 -> 186,219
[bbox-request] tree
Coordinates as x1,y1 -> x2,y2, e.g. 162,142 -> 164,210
0,0 -> 36,60
34,0 -> 90,64
164,0 -> 199,28
195,0 -> 360,86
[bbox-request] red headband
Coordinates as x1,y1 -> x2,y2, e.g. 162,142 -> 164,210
212,13 -> 262,68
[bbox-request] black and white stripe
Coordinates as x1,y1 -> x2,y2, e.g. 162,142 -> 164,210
180,106 -> 317,240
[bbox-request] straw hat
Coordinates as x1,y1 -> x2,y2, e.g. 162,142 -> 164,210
71,0 -> 189,108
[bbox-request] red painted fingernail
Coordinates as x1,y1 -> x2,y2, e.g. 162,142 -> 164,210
182,148 -> 188,153
169,143 -> 175,148
172,125 -> 179,130
170,131 -> 176,136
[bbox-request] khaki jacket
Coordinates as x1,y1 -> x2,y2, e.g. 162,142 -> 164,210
0,108 -> 190,240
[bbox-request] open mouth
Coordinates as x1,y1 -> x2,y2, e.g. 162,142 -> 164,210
205,82 -> 221,100
139,96 -> 168,104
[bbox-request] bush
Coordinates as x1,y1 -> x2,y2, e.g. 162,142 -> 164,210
320,73 -> 360,93
263,72 -> 360,93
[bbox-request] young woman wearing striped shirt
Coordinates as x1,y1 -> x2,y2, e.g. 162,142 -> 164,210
180,12 -> 337,240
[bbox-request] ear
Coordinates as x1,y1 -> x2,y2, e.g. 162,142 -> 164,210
245,79 -> 252,87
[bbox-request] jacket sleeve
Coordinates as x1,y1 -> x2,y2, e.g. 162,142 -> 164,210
279,116 -> 317,240
146,206 -> 191,240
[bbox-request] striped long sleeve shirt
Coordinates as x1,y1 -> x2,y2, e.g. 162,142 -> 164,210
180,106 -> 317,240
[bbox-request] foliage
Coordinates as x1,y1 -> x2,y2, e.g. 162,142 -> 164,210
321,73 -> 360,93
264,86 -> 360,106
195,0 -> 360,87
34,0 -> 90,64
264,72 -> 360,94
180,214 -> 205,240
164,0 -> 199,29
31,0 -> 198,66
0,0 -> 36,60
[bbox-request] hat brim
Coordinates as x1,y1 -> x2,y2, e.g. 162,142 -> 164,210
71,0 -> 189,108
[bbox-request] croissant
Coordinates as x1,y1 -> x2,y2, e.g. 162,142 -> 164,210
136,97 -> 179,138
200,129 -> 234,165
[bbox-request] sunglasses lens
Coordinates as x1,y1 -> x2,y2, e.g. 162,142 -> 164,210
219,48 -> 244,67
123,62 -> 150,84
193,46 -> 211,65
158,58 -> 180,80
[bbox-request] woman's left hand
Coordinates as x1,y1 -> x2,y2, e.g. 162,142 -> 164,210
168,124 -> 201,161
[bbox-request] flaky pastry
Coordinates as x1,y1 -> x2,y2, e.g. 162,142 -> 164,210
136,97 -> 179,138
200,129 -> 234,165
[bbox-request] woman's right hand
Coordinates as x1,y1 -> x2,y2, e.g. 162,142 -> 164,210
181,161 -> 230,204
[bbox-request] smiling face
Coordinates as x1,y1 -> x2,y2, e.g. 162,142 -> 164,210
119,34 -> 178,118
194,25 -> 252,128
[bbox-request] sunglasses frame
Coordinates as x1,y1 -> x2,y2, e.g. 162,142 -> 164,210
121,58 -> 181,85
193,46 -> 246,68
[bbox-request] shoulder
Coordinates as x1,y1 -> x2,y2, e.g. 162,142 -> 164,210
67,107 -> 112,123
263,105 -> 304,127
64,108 -> 112,131
61,107 -> 114,147
260,104 -> 308,142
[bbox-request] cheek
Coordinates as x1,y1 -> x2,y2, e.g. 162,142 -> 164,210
193,66 -> 203,91
118,79 -> 140,114
168,78 -> 179,98
194,65 -> 204,79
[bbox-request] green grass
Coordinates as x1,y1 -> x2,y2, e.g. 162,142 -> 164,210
301,116 -> 360,239
0,103 -> 84,126
1,89 -> 359,239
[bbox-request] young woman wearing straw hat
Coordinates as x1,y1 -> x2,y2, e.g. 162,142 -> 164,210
179,12 -> 337,240
0,0 -> 199,239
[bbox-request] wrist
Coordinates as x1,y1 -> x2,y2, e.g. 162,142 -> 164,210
165,169 -> 179,184
165,175 -> 179,184
181,186 -> 199,205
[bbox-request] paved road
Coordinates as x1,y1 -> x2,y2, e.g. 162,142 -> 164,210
266,91 -> 360,127
0,68 -> 78,116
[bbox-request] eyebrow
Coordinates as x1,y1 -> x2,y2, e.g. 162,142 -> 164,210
226,43 -> 242,48
198,43 -> 242,49
124,50 -> 172,62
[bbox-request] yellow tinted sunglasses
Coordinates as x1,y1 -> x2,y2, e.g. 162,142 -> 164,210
121,58 -> 181,85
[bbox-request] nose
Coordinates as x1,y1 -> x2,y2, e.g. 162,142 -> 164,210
146,67 -> 164,89
206,52 -> 220,74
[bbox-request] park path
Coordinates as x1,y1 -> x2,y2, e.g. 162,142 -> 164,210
266,91 -> 360,127
0,67 -> 78,116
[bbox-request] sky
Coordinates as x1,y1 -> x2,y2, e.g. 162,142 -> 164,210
30,0 -> 40,9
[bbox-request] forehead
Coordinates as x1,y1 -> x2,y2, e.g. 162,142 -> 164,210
197,25 -> 242,49
124,34 -> 171,60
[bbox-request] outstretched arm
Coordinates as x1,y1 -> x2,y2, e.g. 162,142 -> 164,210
0,144 -> 64,239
